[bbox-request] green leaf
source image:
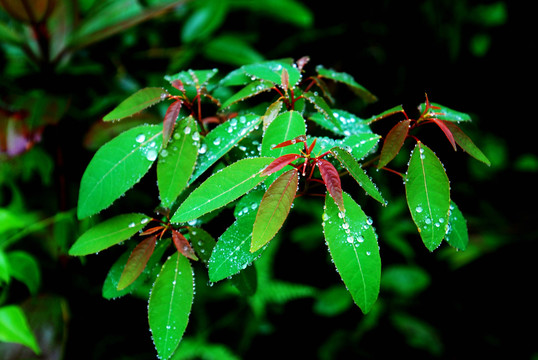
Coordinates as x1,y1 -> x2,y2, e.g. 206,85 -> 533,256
69,213 -> 150,256
316,65 -> 377,103
77,124 -> 163,219
102,87 -> 168,121
251,169 -> 298,252
418,102 -> 472,123
323,192 -> 381,314
242,62 -> 302,88
219,59 -> 295,86
340,133 -> 381,161
405,142 -> 451,251
171,157 -> 274,224
366,104 -> 406,124
157,117 -> 199,207
445,202 -> 469,251
310,109 -> 372,136
378,119 -> 411,169
189,114 -> 263,184
443,122 -> 491,166
220,79 -> 274,108
164,69 -> 219,88
6,251 -> 40,295
187,227 -> 216,264
381,265 -> 431,297
0,305 -> 40,355
208,210 -> 264,282
303,91 -> 339,128
181,0 -> 228,43
148,253 -> 193,360
330,147 -> 386,205
204,35 -> 264,66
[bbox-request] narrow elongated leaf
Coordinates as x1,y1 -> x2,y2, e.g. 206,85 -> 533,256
0,305 -> 40,355
242,62 -> 302,87
303,91 -> 339,129
117,235 -> 157,290
405,142 -> 451,251
418,102 -> 472,123
311,109 -> 372,136
77,124 -> 163,219
220,80 -> 274,108
157,117 -> 199,207
316,65 -> 377,103
69,213 -> 150,255
366,105 -> 405,124
148,253 -> 193,360
317,159 -> 344,212
103,87 -> 168,121
443,122 -> 491,166
208,210 -> 264,282
331,147 -> 386,205
172,230 -> 198,261
378,119 -> 410,169
323,192 -> 381,314
340,133 -> 381,161
189,114 -> 263,184
162,100 -> 182,147
445,202 -> 469,250
188,227 -> 216,264
431,118 -> 456,150
251,169 -> 298,252
261,153 -> 301,176
171,157 -> 274,223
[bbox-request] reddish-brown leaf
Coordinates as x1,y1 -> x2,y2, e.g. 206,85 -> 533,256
271,135 -> 307,149
140,225 -> 165,237
443,121 -> 491,166
117,235 -> 157,290
317,159 -> 344,212
162,99 -> 182,148
378,119 -> 411,169
281,68 -> 289,94
431,118 -> 456,151
172,230 -> 198,261
171,79 -> 184,92
261,153 -> 302,176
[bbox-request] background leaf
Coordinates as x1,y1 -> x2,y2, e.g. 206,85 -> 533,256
148,253 -> 194,360
6,251 -> 41,295
77,124 -> 163,219
171,157 -> 273,223
102,87 -> 168,121
0,305 -> 40,355
323,192 -> 381,314
405,142 -> 451,251
69,213 -> 150,256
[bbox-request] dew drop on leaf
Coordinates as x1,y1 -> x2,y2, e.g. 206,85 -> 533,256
136,134 -> 146,143
146,149 -> 158,161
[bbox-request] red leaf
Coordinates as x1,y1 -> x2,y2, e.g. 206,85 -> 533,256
317,159 -> 344,212
171,79 -> 184,92
281,68 -> 289,93
163,99 -> 182,147
261,153 -> 302,176
172,230 -> 198,261
378,119 -> 410,169
140,225 -> 165,236
117,235 -> 157,290
443,121 -> 491,166
431,118 -> 456,151
271,135 -> 307,149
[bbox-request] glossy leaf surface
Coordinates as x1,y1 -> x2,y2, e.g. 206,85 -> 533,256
117,235 -> 156,290
162,100 -> 182,147
148,253 -> 193,360
157,117 -> 198,207
323,192 -> 381,314
220,79 -> 274,108
316,65 -> 377,103
378,119 -> 410,169
171,157 -> 273,223
445,202 -> 469,251
340,133 -> 381,161
317,159 -> 344,212
444,121 -> 491,166
69,213 -> 150,256
251,169 -> 298,252
331,147 -> 386,205
77,124 -> 163,219
103,87 -> 168,121
419,102 -> 472,123
405,142 -> 451,251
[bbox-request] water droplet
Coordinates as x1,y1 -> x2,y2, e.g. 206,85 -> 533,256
198,144 -> 207,154
135,134 -> 146,143
192,132 -> 200,141
347,236 -> 354,243
415,206 -> 423,213
128,222 -> 135,228
184,126 -> 191,135
213,137 -> 221,146
160,149 -> 169,157
342,223 -> 349,230
146,149 -> 158,161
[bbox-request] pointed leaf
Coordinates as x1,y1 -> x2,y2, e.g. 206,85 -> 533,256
251,169 -> 298,252
316,65 -> 377,103
323,192 -> 381,314
366,105 -> 406,124
378,119 -> 411,169
317,159 -> 344,212
418,102 -> 472,123
0,305 -> 40,355
445,202 -> 469,251
148,253 -> 193,360
6,251 -> 40,295
69,213 -> 150,255
240,60 -> 302,87
117,235 -> 157,290
331,147 -> 386,205
172,230 -> 198,261
220,79 -> 274,108
162,100 -> 182,147
310,109 -> 372,136
157,117 -> 199,207
261,154 -> 301,176
187,227 -> 216,264
340,133 -> 381,161
171,157 -> 274,223
103,87 -> 168,121
431,118 -> 457,151
303,91 -> 339,129
189,114 -> 263,184
443,122 -> 491,166
77,124 -> 163,219
405,142 -> 451,251
165,69 -> 219,88
208,210 -> 264,282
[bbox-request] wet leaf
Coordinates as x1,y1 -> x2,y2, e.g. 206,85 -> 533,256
366,104 -> 406,124
431,118 -> 456,151
171,157 -> 274,223
405,142 -> 451,251
187,227 -> 216,264
117,235 -> 157,290
77,124 -> 163,219
172,230 -> 198,261
0,305 -> 40,355
251,169 -> 298,252
157,117 -> 198,207
316,65 -> 377,103
445,202 -> 469,251
162,100 -> 182,147
340,133 -> 381,161
418,102 -> 472,123
323,192 -> 381,314
303,91 -> 339,129
148,253 -> 193,360
378,119 -> 410,169
331,146 -> 386,205
69,213 -> 150,256
102,87 -> 168,121
164,69 -> 219,88
220,80 -> 274,108
443,122 -> 491,166
317,159 -> 344,212
261,153 -> 301,176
